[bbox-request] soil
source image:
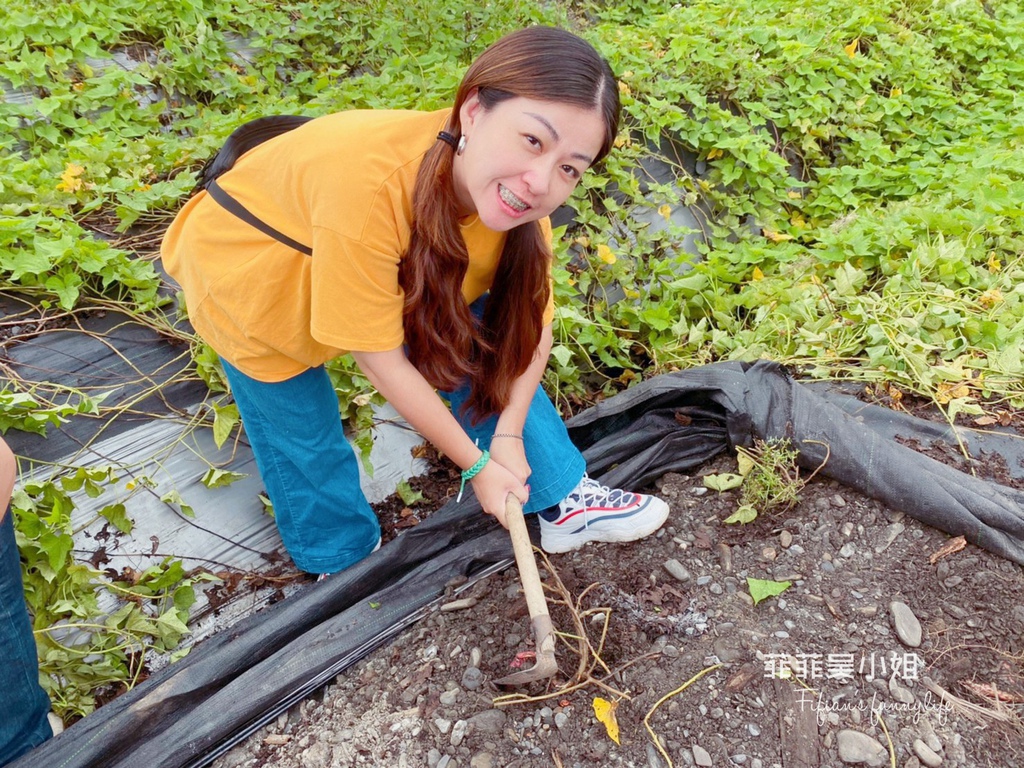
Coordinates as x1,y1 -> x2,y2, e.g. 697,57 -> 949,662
209,419 -> 1024,768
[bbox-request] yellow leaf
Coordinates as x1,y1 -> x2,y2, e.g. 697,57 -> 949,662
658,204 -> 672,221
574,235 -> 591,248
618,81 -> 631,96
787,190 -> 803,199
844,38 -> 860,58
593,697 -> 621,744
57,162 -> 85,193
762,228 -> 793,242
978,288 -> 1003,309
706,147 -> 723,160
790,213 -> 806,228
597,244 -> 617,265
751,266 -> 765,281
935,381 -> 970,405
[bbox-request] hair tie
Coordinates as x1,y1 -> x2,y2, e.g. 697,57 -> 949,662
437,131 -> 459,149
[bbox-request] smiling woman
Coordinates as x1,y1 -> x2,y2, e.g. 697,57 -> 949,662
161,26 -> 669,577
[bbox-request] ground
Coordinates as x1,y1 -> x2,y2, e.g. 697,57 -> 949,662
209,415 -> 1024,768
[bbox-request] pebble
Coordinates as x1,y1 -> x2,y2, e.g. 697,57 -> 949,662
437,756 -> 455,768
876,523 -> 905,553
747,723 -> 761,737
470,647 -> 482,668
837,729 -> 888,766
554,712 -> 569,729
692,744 -> 714,766
435,718 -> 452,734
467,709 -> 506,734
913,739 -> 943,767
470,753 -> 495,768
441,597 -> 478,612
761,546 -> 777,561
664,559 -> 692,582
780,530 -> 793,548
461,667 -> 483,691
888,675 -> 915,704
440,689 -> 461,706
890,601 -> 923,647
839,543 -> 856,558
696,575 -> 713,586
450,719 -> 468,747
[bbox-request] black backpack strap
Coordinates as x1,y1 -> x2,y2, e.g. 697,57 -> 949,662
206,179 -> 313,256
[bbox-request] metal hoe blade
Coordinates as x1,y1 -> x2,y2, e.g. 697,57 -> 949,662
495,495 -> 559,686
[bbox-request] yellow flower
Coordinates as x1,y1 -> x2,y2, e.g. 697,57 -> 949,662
978,288 -> 1003,309
658,204 -> 672,221
597,244 -> 617,265
56,162 -> 85,193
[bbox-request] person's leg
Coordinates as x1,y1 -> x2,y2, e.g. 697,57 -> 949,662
221,361 -> 380,574
0,509 -> 53,766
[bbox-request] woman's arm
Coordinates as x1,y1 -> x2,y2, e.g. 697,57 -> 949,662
351,347 -> 527,527
488,323 -> 554,484
1,437 -> 16,522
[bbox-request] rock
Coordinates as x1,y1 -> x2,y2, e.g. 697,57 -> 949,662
664,559 -> 692,582
440,597 -> 478,611
647,743 -> 669,768
696,575 -> 713,586
888,675 -> 915,704
839,543 -> 856,558
299,742 -> 332,768
837,729 -> 888,766
876,523 -> 905,553
435,718 -> 452,734
780,530 -> 793,548
692,744 -> 713,766
450,719 -> 468,747
467,709 -> 506,734
470,752 -> 496,768
890,601 -> 923,648
461,667 -> 484,691
913,739 -> 943,767
440,688 -> 461,706
554,712 -> 569,729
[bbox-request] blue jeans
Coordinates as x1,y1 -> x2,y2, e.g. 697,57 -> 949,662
0,509 -> 51,767
221,356 -> 585,574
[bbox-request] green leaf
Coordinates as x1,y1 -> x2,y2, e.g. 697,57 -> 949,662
396,479 -> 424,506
724,504 -> 758,524
704,473 -> 745,491
200,468 -> 246,489
98,503 -> 133,534
747,577 -> 792,606
211,403 -> 239,450
160,491 -> 195,518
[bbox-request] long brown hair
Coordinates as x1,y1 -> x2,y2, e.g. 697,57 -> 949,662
400,26 -> 620,420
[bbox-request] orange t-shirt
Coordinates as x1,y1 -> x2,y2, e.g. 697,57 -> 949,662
162,108 -> 554,382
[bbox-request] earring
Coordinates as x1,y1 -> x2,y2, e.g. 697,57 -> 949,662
456,135 -> 467,156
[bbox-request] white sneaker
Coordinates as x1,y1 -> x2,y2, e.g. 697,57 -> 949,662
48,712 -> 64,737
539,475 -> 670,554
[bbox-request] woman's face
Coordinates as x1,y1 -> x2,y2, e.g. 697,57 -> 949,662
452,92 -> 607,231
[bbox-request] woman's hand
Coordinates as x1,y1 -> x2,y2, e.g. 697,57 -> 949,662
470,459 -> 528,528
488,435 -> 531,486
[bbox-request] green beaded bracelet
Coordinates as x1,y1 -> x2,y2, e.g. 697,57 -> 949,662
457,449 -> 490,502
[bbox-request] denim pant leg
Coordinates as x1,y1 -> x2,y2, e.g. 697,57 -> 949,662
0,510 -> 51,766
445,384 -> 585,513
221,361 -> 381,574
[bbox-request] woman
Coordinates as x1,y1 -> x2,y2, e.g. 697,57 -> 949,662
162,26 -> 669,576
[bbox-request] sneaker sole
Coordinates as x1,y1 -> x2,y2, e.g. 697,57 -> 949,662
540,497 -> 670,554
